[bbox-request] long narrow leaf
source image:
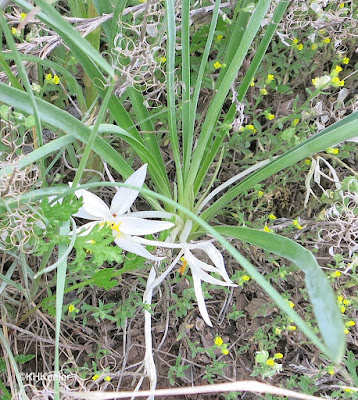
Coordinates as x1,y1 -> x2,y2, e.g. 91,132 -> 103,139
212,225 -> 346,363
198,111 -> 358,226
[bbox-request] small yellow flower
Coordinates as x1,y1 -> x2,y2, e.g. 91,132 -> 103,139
311,43 -> 318,50
266,358 -> 275,366
296,44 -> 304,51
217,35 -> 223,41
20,12 -> 27,21
338,79 -> 345,87
339,3 -> 345,8
292,38 -> 299,44
266,74 -> 275,83
214,61 -> 222,69
242,275 -> 251,282
292,118 -> 300,127
344,388 -> 352,393
343,57 -> 350,64
214,336 -> 224,346
52,75 -> 60,85
340,305 -> 346,313
250,78 -> 255,87
264,225 -> 272,233
258,190 -> 264,197
45,73 -> 52,81
92,374 -> 100,381
331,76 -> 340,84
288,301 -> 295,309
68,305 -> 75,313
343,299 -> 350,305
159,56 -> 166,63
344,328 -> 349,334
327,367 -> 335,375
104,376 -> 111,382
324,38 -> 331,44
274,353 -> 283,359
304,158 -> 312,166
293,220 -> 303,230
326,147 -> 339,154
221,348 -> 229,355
337,295 -> 344,303
266,113 -> 275,120
260,88 -> 268,95
275,327 -> 282,335
246,124 -> 256,132
335,65 -> 343,73
11,27 -> 19,35
268,214 -> 276,220
345,320 -> 356,327
332,271 -> 341,278
287,325 -> 296,331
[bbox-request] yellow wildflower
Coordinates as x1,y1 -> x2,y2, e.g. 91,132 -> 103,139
326,147 -> 339,154
104,376 -> 111,382
292,118 -> 300,126
258,190 -> 264,197
268,214 -> 276,220
274,353 -> 283,359
340,305 -> 346,313
250,78 -> 255,87
344,388 -> 352,393
335,65 -> 343,73
11,27 -> 19,35
275,327 -> 282,335
343,299 -> 350,305
339,3 -> 345,8
214,336 -> 224,346
327,367 -> 335,375
214,61 -> 222,69
266,74 -> 275,83
217,35 -> 223,41
266,359 -> 275,366
266,113 -> 275,120
68,305 -> 75,313
92,374 -> 100,381
311,43 -> 318,50
260,88 -> 268,95
296,44 -> 304,51
344,328 -> 349,334
292,38 -> 299,44
242,275 -> 250,282
20,12 -> 27,21
324,38 -> 331,44
345,321 -> 356,327
287,325 -> 296,331
332,271 -> 341,278
293,220 -> 303,229
221,348 -> 229,355
288,301 -> 295,308
52,75 -> 60,85
343,57 -> 350,64
159,56 -> 167,63
304,158 -> 312,166
264,225 -> 272,233
246,124 -> 256,132
45,73 -> 52,81
337,295 -> 344,303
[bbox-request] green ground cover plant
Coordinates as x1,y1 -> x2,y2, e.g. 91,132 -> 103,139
0,0 -> 357,399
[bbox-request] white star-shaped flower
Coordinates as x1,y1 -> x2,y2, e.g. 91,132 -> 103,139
72,164 -> 174,261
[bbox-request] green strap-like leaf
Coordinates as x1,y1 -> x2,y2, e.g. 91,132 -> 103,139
198,111 -> 358,226
212,225 -> 346,363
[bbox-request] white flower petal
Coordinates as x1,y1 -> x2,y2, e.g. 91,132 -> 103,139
118,217 -> 174,235
192,273 -> 212,326
190,242 -> 232,283
110,164 -> 147,216
114,233 -> 164,261
73,189 -> 112,220
76,221 -> 99,236
186,250 -> 235,287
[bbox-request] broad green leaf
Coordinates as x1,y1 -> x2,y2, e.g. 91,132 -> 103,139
213,225 -> 346,363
